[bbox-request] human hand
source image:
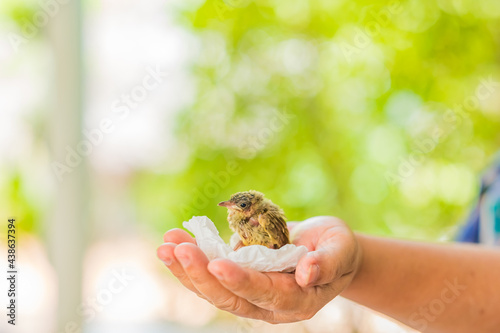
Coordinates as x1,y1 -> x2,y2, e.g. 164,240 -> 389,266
156,216 -> 362,323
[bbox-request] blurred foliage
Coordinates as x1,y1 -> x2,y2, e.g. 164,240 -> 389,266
133,0 -> 500,241
1,0 -> 46,234
0,171 -> 38,234
3,0 -> 500,241
1,0 -> 39,31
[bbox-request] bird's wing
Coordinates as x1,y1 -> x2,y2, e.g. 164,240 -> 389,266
257,211 -> 290,248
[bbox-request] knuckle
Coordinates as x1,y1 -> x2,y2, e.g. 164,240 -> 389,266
215,295 -> 241,313
332,264 -> 342,280
262,314 -> 280,325
262,293 -> 283,312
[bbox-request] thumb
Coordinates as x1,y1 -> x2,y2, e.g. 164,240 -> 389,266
295,244 -> 356,288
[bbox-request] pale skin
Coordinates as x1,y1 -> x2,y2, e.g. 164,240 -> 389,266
156,216 -> 500,332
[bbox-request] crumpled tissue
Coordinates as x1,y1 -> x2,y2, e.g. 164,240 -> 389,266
182,216 -> 308,272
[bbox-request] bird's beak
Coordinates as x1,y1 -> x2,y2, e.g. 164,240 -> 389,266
218,200 -> 233,208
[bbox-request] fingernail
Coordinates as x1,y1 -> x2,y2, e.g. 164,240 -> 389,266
306,264 -> 320,285
177,254 -> 191,267
210,268 -> 225,281
161,257 -> 173,266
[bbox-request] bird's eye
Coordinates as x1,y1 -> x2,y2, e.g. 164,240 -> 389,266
240,203 -> 247,208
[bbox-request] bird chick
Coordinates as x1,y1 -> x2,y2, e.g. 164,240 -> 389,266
218,190 -> 290,250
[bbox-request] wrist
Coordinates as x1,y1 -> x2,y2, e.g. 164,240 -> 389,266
341,232 -> 365,296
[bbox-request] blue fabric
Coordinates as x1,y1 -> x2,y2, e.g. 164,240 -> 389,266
457,153 -> 500,244
456,207 -> 480,243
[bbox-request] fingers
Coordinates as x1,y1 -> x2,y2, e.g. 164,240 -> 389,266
174,243 -> 274,321
290,217 -> 359,288
163,228 -> 196,244
207,258 -> 310,313
295,253 -> 321,287
158,229 -> 198,295
156,243 -> 201,296
295,228 -> 358,288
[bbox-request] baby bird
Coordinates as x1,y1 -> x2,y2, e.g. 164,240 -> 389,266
218,190 -> 290,250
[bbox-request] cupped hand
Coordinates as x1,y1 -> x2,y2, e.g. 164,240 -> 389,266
156,216 -> 362,323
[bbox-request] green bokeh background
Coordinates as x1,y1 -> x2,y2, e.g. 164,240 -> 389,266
4,0 -> 500,241
136,0 -> 500,240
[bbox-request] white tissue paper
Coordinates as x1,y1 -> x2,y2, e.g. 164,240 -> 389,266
182,216 -> 308,272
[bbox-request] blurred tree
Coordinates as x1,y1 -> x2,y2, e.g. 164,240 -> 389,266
4,0 -> 500,241
133,0 -> 500,240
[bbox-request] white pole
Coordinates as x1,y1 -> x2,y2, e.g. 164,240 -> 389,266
46,0 -> 87,331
